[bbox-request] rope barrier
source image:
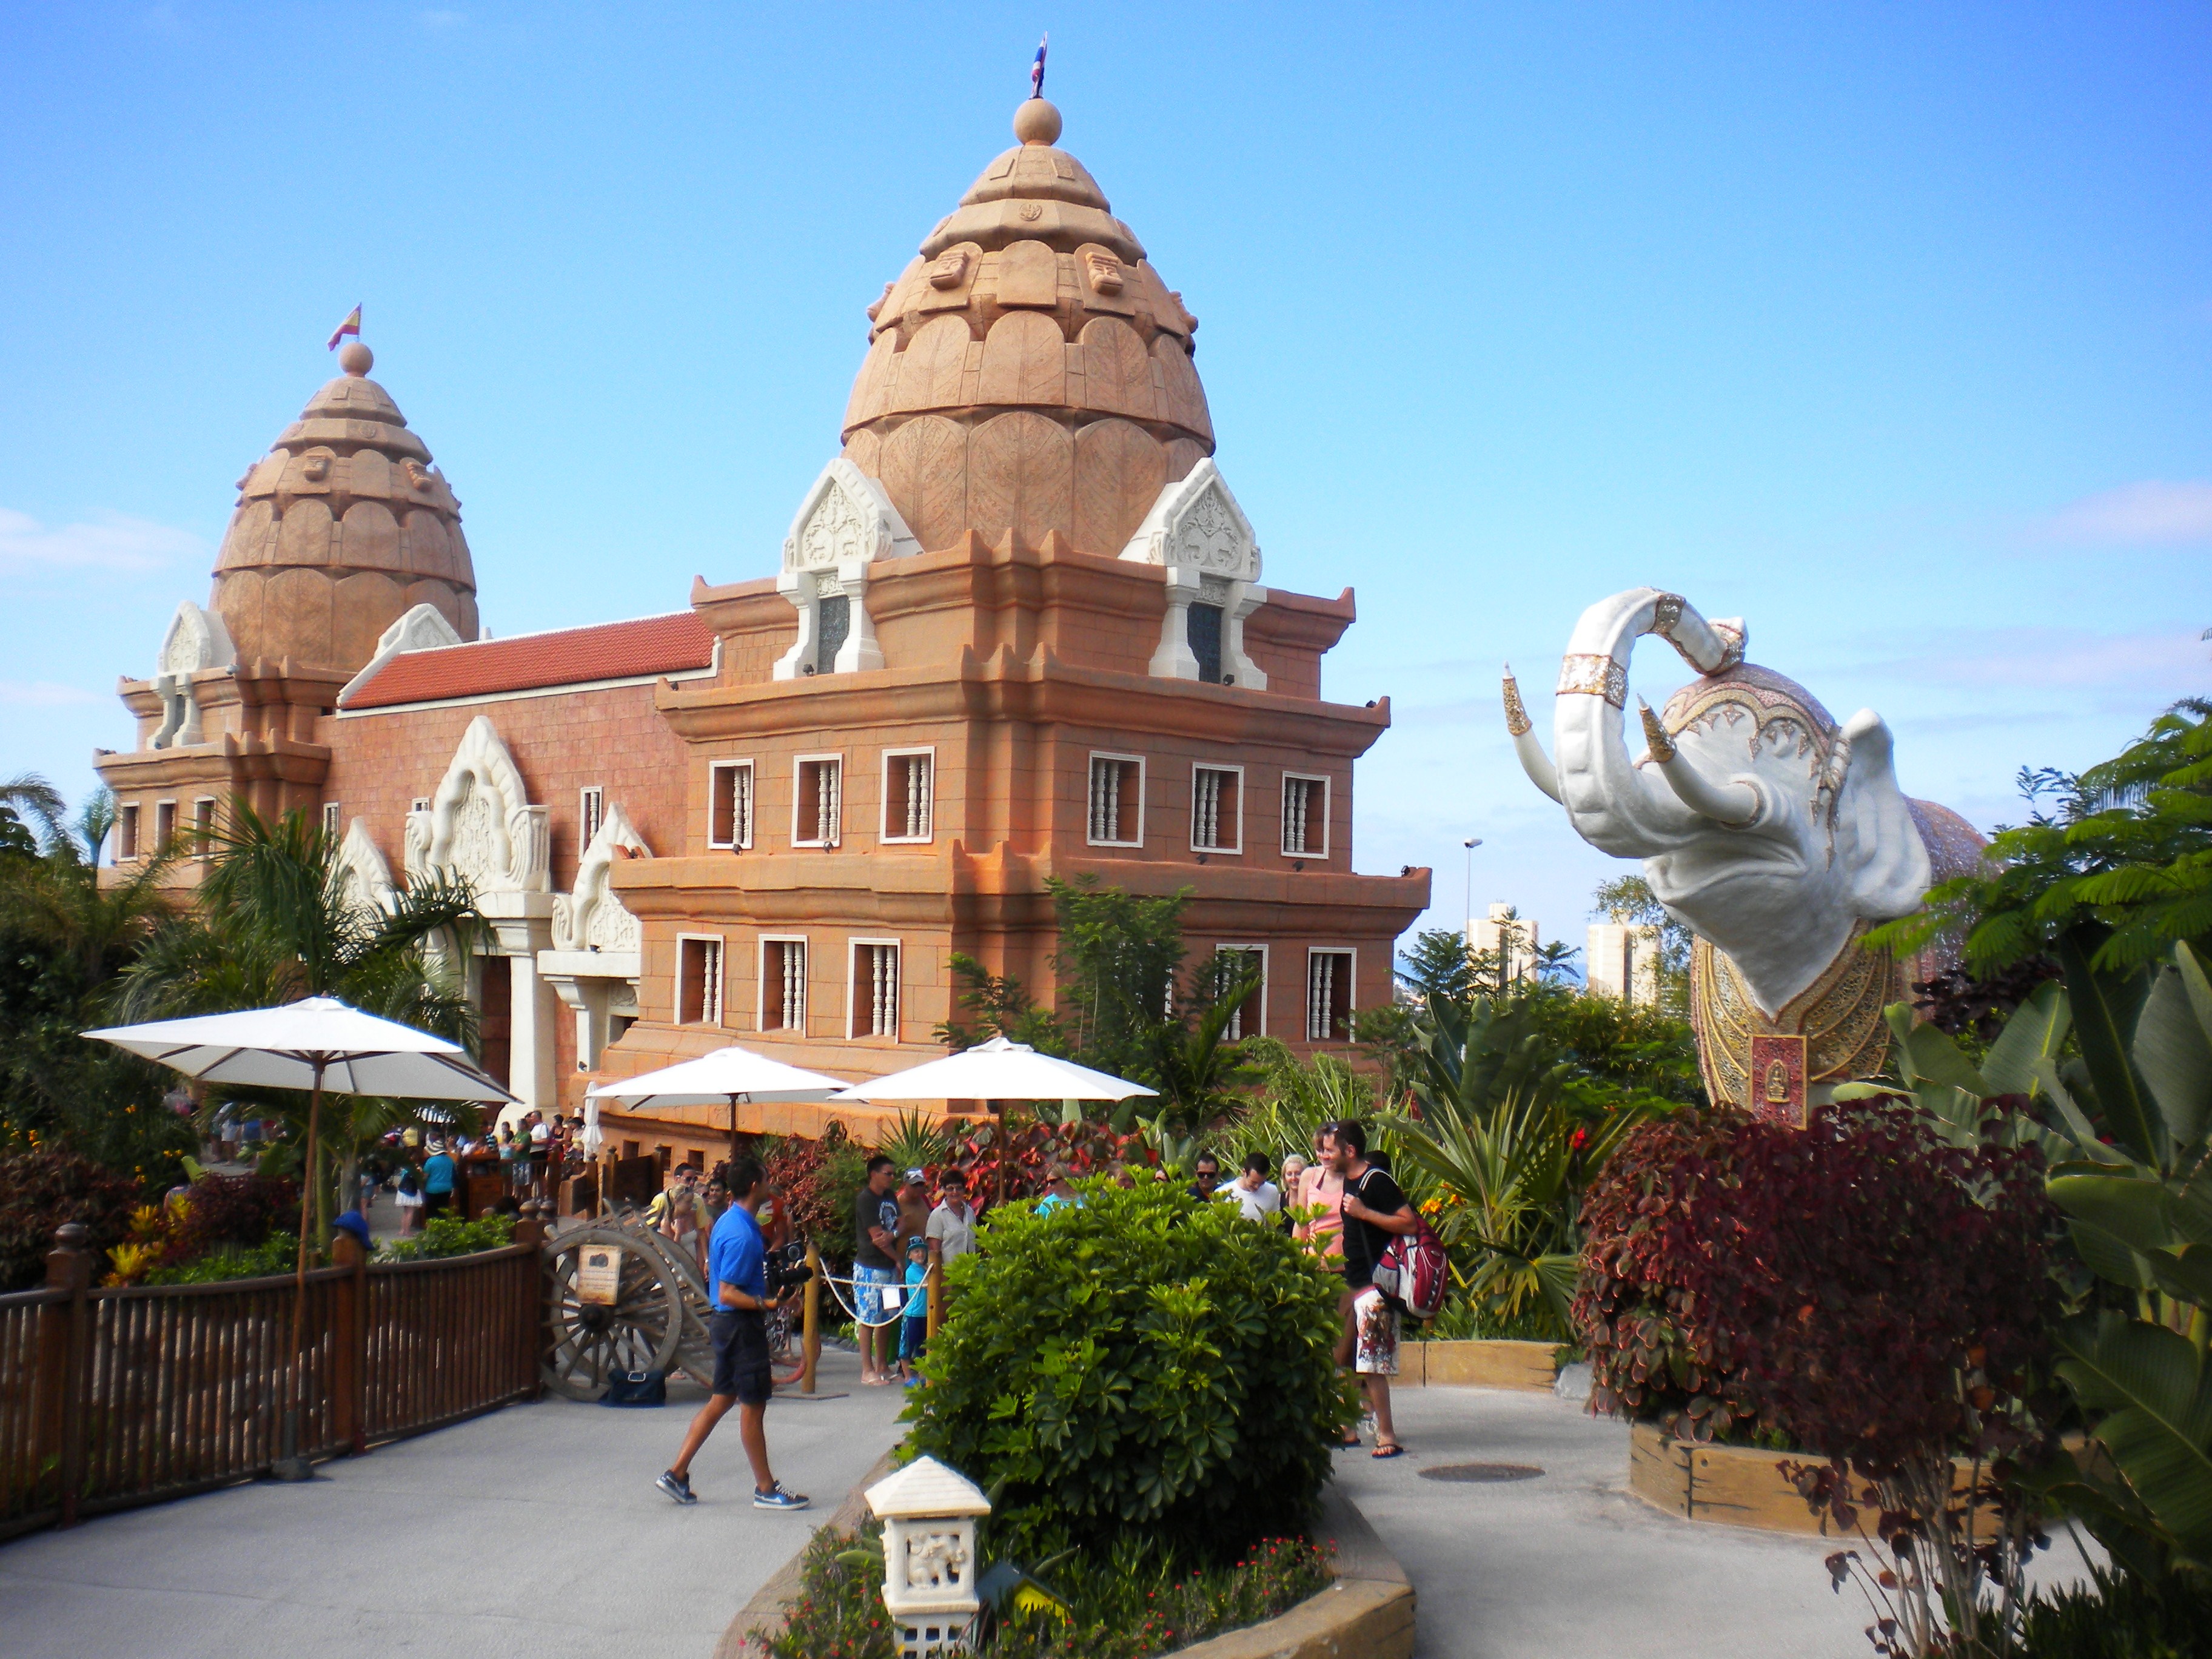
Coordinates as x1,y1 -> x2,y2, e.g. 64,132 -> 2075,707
817,1269 -> 922,1330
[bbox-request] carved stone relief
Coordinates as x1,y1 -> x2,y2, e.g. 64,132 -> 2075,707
551,802 -> 649,954
332,819 -> 398,916
1118,460 -> 1268,688
774,458 -> 916,680
406,714 -> 549,896
148,601 -> 235,749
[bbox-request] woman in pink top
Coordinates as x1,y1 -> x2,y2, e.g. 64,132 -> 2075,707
1295,1128 -> 1346,1262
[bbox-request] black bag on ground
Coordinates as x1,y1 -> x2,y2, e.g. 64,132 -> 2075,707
602,1369 -> 666,1407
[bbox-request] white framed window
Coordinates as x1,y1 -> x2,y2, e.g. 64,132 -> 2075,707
1087,752 -> 1145,847
1281,773 -> 1330,859
849,939 -> 901,1039
1306,949 -> 1355,1042
793,754 -> 843,848
709,760 -> 755,850
676,934 -> 725,1027
193,798 -> 217,863
411,796 -> 431,813
579,786 -> 604,845
1190,765 -> 1243,854
1212,945 -> 1267,1040
881,748 -> 935,843
759,936 -> 808,1033
157,800 -> 179,853
118,803 -> 141,861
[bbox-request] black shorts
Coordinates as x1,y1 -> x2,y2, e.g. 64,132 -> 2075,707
710,1309 -> 773,1406
423,1191 -> 451,1218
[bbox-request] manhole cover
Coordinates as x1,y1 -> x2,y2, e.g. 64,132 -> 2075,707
1418,1462 -> 1545,1483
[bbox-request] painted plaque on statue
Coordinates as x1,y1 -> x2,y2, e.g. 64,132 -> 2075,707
1749,1034 -> 1808,1127
577,1243 -> 623,1306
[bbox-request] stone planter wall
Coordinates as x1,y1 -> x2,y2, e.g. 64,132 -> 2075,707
1629,1423 -> 1996,1538
1399,1338 -> 1558,1391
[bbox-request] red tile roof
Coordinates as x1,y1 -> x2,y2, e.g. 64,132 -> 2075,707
342,611 -> 716,710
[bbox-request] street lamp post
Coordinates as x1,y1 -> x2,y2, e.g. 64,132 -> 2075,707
1462,837 -> 1483,935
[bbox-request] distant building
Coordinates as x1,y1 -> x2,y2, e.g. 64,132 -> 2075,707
1467,903 -> 1542,982
1587,921 -> 1663,1006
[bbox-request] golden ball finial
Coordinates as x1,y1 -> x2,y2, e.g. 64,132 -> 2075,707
338,340 -> 374,377
1013,97 -> 1061,146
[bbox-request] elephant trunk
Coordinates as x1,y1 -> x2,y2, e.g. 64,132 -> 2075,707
1552,588 -> 1748,857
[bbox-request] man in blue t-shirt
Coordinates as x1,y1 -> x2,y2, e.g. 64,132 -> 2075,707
657,1155 -> 808,1511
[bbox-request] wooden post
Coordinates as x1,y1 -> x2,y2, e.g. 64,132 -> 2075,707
800,1240 -> 821,1396
514,1201 -> 549,1401
40,1224 -> 93,1528
925,1257 -> 942,1344
330,1230 -> 368,1456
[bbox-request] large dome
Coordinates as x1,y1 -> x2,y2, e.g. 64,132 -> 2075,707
839,99 -> 1215,559
209,341 -> 478,672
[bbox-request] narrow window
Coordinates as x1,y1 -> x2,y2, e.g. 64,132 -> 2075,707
677,936 -> 723,1025
156,800 -> 179,852
321,801 -> 340,840
1191,766 -> 1241,853
816,594 -> 851,675
1087,754 -> 1143,846
1281,774 -> 1329,858
883,752 -> 934,842
794,758 -> 842,847
709,761 -> 755,850
119,804 -> 139,861
1307,950 -> 1355,1041
761,939 -> 808,1032
1214,947 -> 1265,1040
852,942 -> 900,1038
193,798 -> 216,862
622,1139 -> 640,1161
1187,602 -> 1224,684
411,797 -> 431,813
579,786 -> 604,845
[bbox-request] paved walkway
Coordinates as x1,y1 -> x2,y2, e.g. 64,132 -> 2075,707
0,1347 -> 905,1659
1332,1385 -> 2094,1659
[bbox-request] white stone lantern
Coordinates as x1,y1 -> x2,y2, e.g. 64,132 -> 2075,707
865,1455 -> 992,1658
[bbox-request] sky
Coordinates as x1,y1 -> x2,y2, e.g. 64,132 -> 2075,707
3,2 -> 2208,967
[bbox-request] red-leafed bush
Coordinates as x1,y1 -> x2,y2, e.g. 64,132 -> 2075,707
1575,1101 -> 2068,1655
1576,1101 -> 2060,1466
0,1148 -> 143,1291
159,1173 -> 298,1264
935,1116 -> 1158,1208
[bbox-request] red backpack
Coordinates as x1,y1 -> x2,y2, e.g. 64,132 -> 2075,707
1358,1173 -> 1448,1322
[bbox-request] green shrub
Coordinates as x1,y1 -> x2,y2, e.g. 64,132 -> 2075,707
378,1212 -> 514,1262
905,1179 -> 1349,1560
144,1231 -> 300,1284
2004,1562 -> 2212,1657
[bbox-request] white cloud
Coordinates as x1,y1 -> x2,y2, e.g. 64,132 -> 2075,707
2037,480 -> 2212,546
0,680 -> 105,708
0,508 -> 202,574
1859,626 -> 2210,694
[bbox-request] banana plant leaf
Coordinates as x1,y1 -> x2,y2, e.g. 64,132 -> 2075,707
2053,1309 -> 2212,1570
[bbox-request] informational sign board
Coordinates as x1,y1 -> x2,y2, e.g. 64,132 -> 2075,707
577,1243 -> 623,1306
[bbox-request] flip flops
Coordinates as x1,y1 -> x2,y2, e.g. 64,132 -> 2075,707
1371,1443 -> 1406,1460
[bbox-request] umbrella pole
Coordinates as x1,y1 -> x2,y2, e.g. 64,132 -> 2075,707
729,1092 -> 739,1165
276,1059 -> 324,1482
994,1099 -> 1006,1210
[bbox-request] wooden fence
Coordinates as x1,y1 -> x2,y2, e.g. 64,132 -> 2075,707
0,1220 -> 544,1540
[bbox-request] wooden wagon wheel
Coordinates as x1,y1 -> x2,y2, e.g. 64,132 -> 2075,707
542,1225 -> 685,1400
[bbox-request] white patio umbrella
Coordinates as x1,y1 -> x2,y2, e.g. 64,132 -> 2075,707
84,995 -> 514,1479
587,1044 -> 852,1159
830,1036 -> 1156,1204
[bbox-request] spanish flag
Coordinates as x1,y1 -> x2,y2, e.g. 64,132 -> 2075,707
326,304 -> 362,350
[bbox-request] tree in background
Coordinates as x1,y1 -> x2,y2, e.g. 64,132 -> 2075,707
1589,873 -> 1694,1013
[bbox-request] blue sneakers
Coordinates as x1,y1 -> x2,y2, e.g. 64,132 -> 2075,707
753,1482 -> 810,1510
655,1469 -> 697,1505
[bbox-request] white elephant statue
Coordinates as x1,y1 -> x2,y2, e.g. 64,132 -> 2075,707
1505,588 -> 1985,1118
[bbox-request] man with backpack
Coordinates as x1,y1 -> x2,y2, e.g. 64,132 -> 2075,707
1330,1120 -> 1420,1458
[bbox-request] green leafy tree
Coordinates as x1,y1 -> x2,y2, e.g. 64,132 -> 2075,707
115,802 -> 486,1253
1873,699 -> 2212,974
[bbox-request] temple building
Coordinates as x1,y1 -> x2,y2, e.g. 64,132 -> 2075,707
95,96 -> 1430,1162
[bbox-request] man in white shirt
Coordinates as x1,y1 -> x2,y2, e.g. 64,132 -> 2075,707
923,1170 -> 977,1269
1221,1152 -> 1282,1223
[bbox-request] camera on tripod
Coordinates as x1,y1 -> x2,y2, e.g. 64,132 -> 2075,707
762,1241 -> 813,1296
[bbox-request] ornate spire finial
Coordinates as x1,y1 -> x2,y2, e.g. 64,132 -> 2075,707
338,340 -> 374,377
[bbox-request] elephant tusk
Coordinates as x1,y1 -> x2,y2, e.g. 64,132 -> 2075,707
1639,699 -> 1761,827
1504,664 -> 1563,803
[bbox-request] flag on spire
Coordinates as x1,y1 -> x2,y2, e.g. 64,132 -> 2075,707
1030,33 -> 1047,98
326,304 -> 362,351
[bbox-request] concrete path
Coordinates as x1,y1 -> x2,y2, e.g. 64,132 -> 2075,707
0,1347 -> 905,1659
1331,1385 -> 2095,1659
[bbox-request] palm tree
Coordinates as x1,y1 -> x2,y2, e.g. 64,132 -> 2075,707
116,802 -> 488,1250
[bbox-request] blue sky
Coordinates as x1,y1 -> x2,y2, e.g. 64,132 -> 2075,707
3,3 -> 2208,960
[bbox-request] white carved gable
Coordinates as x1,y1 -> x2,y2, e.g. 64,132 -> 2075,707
551,802 -> 649,953
156,600 -> 235,678
406,715 -> 549,896
338,602 -> 466,706
332,819 -> 398,916
781,458 -> 922,574
1118,460 -> 1262,583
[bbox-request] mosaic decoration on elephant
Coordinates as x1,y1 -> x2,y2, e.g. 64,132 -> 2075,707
1691,923 -> 1897,1114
